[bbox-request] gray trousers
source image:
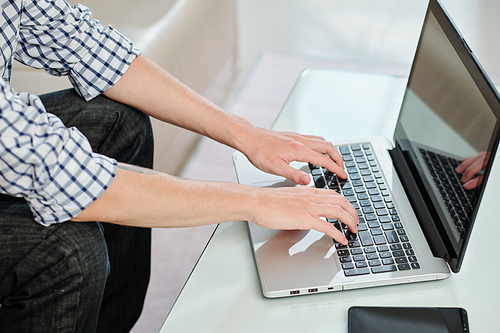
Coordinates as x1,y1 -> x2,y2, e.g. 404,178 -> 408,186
0,89 -> 154,332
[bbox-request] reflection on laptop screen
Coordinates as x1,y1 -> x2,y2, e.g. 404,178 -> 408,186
395,7 -> 500,265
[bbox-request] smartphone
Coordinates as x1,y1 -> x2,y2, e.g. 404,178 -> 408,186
348,306 -> 469,333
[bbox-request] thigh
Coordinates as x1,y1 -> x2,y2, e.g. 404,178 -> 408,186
39,88 -> 154,167
0,200 -> 108,333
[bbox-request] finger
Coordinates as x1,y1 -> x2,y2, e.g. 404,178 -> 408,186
461,158 -> 483,183
456,156 -> 476,174
463,177 -> 481,190
309,218 -> 348,245
295,137 -> 347,178
320,203 -> 359,233
300,151 -> 347,179
279,163 -> 312,185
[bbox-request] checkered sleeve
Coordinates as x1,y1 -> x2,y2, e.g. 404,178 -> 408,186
15,0 -> 140,101
0,79 -> 117,226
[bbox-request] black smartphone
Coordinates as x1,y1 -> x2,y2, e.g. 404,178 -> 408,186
348,306 -> 469,333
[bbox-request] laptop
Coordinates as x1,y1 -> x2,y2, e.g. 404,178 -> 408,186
233,0 -> 500,298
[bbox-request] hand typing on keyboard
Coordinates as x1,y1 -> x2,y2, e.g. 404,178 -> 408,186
250,186 -> 359,245
455,151 -> 489,189
237,127 -> 347,185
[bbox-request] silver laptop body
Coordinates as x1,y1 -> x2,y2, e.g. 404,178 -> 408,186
233,0 -> 500,298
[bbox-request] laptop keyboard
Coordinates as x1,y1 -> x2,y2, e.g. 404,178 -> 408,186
309,143 -> 420,277
419,149 -> 475,239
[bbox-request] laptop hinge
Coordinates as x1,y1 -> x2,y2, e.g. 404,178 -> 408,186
389,145 -> 454,261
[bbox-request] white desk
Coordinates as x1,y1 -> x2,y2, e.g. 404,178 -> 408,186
159,69 -> 500,332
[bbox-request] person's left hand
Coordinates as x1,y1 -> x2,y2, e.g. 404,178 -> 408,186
238,127 -> 347,185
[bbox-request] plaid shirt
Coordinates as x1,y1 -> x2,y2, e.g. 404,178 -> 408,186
0,0 -> 141,225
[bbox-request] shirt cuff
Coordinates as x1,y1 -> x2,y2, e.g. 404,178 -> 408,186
26,126 -> 118,226
69,25 -> 141,101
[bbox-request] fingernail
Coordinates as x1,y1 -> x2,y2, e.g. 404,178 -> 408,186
301,175 -> 310,185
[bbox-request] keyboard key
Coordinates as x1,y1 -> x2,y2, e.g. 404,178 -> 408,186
360,200 -> 372,207
379,252 -> 392,259
393,250 -> 405,257
339,146 -> 351,155
348,241 -> 361,248
376,209 -> 388,216
364,247 -> 376,253
377,245 -> 389,252
351,173 -> 361,180
382,223 -> 394,231
356,261 -> 368,268
365,214 -> 377,221
347,168 -> 358,174
398,263 -> 411,270
357,193 -> 369,200
370,228 -> 382,235
311,168 -> 323,176
314,175 -> 326,188
358,231 -> 373,246
340,256 -> 352,263
345,196 -> 357,203
382,258 -> 395,265
337,249 -> 349,256
411,263 -> 421,269
353,255 -> 365,261
342,263 -> 354,270
379,216 -> 392,223
390,244 -> 402,251
361,170 -> 371,176
395,257 -> 408,264
358,224 -> 368,231
344,268 -> 370,277
373,235 -> 387,245
362,207 -> 374,214
351,248 -> 363,255
343,189 -> 355,196
366,253 -> 379,260
353,151 -> 364,157
355,187 -> 367,193
369,260 -> 381,267
372,265 -> 397,274
385,230 -> 399,243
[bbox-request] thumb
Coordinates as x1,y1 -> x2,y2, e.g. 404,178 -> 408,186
282,165 -> 311,185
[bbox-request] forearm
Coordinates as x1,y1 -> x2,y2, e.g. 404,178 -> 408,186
103,54 -> 250,150
71,163 -> 257,228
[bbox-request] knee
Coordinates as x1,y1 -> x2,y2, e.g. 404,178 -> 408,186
87,95 -> 155,167
56,222 -> 110,283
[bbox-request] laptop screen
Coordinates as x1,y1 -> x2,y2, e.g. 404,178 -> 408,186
393,0 -> 500,271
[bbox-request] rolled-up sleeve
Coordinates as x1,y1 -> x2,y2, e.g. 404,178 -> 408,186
15,0 -> 140,100
0,79 -> 117,226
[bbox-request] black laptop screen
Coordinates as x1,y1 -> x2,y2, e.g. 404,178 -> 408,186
393,0 -> 500,270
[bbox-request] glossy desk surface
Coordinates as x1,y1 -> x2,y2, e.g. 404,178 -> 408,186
159,69 -> 500,332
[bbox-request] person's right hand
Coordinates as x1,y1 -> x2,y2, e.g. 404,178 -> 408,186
455,151 -> 489,190
249,186 -> 358,245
